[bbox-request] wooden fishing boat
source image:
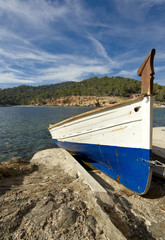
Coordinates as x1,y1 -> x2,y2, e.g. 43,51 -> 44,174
49,49 -> 156,194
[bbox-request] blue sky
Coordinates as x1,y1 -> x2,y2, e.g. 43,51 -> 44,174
0,0 -> 165,89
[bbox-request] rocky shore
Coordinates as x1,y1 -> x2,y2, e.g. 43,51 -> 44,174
2,95 -> 164,108
33,96 -> 124,107
0,148 -> 164,240
30,96 -> 164,108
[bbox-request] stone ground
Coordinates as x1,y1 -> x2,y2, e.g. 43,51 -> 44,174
0,149 -> 164,240
0,163 -> 107,240
89,170 -> 165,240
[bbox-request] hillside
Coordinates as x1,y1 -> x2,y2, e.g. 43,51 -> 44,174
0,76 -> 164,106
0,81 -> 74,106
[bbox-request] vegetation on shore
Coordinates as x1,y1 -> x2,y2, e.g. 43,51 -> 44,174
0,76 -> 164,106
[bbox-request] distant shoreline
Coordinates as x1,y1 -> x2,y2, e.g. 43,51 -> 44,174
1,103 -> 165,108
11,104 -> 165,108
0,95 -> 165,109
153,103 -> 165,108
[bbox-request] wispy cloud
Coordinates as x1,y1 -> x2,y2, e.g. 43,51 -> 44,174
0,0 -> 164,88
88,36 -> 115,65
0,72 -> 34,84
141,0 -> 165,8
38,63 -> 110,82
116,69 -> 138,78
0,45 -> 112,85
0,0 -> 68,28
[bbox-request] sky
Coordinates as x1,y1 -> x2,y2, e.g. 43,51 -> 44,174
0,0 -> 165,89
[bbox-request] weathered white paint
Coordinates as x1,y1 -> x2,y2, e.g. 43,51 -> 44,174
49,96 -> 153,150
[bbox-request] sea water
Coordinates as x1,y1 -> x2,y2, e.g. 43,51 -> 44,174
0,106 -> 94,162
0,107 -> 164,162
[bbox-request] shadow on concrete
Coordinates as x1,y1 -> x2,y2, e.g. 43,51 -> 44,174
89,170 -> 115,192
88,168 -> 156,239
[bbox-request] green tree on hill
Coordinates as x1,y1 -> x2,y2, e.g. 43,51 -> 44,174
0,76 -> 164,106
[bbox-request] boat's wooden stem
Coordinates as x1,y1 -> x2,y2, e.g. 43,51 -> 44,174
137,49 -> 156,95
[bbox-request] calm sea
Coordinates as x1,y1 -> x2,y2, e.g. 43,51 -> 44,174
0,106 -> 164,162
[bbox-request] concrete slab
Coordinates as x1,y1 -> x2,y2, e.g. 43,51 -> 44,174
152,127 -> 165,178
31,148 -> 107,195
61,149 -> 107,194
153,127 -> 165,159
30,147 -> 165,240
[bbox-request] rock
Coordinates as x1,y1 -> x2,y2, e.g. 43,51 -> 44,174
7,156 -> 26,164
0,148 -> 164,239
149,221 -> 165,239
31,148 -> 78,178
158,196 -> 165,211
55,206 -> 78,230
35,96 -> 123,107
0,149 -> 126,240
0,160 -> 36,179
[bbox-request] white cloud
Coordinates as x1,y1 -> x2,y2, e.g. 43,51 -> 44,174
0,0 -> 164,87
0,43 -> 112,84
156,52 -> 165,61
141,0 -> 165,7
0,72 -> 34,84
112,0 -> 165,26
88,36 -> 114,64
38,63 -> 110,82
155,66 -> 165,72
0,0 -> 68,27
116,69 -> 137,78
0,61 -> 110,85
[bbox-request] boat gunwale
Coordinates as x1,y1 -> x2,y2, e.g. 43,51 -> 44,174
49,95 -> 144,130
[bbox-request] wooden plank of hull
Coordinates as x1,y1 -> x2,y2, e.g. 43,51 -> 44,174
49,96 -> 144,130
49,96 -> 153,194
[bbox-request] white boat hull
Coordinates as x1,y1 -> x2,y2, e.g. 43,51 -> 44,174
49,96 -> 153,194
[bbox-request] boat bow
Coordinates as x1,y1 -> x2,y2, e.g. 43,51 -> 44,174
49,49 -> 156,195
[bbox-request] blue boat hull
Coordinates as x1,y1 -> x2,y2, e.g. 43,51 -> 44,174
54,139 -> 152,194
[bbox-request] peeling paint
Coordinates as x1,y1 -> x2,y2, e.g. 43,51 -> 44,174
115,150 -> 119,168
116,175 -> 120,183
112,127 -> 126,132
116,150 -> 122,178
98,144 -> 105,162
107,158 -> 114,171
